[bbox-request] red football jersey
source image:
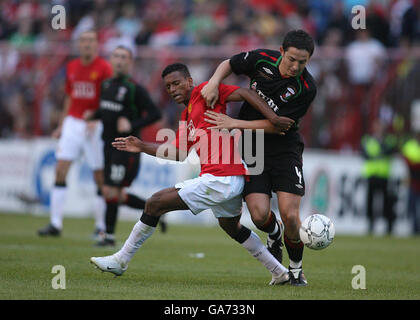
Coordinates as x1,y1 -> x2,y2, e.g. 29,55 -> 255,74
172,82 -> 247,177
65,56 -> 112,119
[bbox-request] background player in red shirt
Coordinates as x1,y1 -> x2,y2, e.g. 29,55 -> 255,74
90,63 -> 294,285
38,30 -> 113,237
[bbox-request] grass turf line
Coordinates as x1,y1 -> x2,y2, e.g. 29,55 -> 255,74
0,213 -> 419,300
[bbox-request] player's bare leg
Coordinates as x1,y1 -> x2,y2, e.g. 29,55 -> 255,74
91,191 -> 289,283
244,193 -> 271,228
120,188 -> 168,233
91,188 -> 187,275
92,169 -> 106,238
93,169 -> 104,188
143,187 -> 188,216
95,185 -> 120,247
218,215 -> 289,285
276,191 -> 307,286
38,160 -> 72,236
244,193 -> 285,264
55,160 -> 72,184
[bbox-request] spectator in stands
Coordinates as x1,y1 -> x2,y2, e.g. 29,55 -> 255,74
115,3 -> 141,40
389,0 -> 417,46
0,0 -> 418,145
366,1 -> 391,47
400,0 -> 420,46
345,29 -> 387,89
345,29 -> 387,148
324,0 -> 351,45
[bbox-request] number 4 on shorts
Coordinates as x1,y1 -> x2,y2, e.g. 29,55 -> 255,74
295,166 -> 303,189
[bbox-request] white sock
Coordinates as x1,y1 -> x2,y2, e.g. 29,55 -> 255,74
105,233 -> 115,240
94,195 -> 106,231
114,220 -> 156,265
50,186 -> 67,230
289,259 -> 302,269
241,231 -> 288,276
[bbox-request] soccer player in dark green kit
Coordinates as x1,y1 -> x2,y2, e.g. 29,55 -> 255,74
86,46 -> 162,246
202,30 -> 317,286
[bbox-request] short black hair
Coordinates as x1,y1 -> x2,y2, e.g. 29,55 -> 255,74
282,29 -> 315,56
161,63 -> 191,79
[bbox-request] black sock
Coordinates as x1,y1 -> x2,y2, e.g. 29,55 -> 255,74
284,234 -> 304,268
231,225 -> 252,244
268,220 -> 282,241
105,200 -> 119,235
140,212 -> 160,227
255,211 -> 281,241
55,181 -> 66,187
124,193 -> 146,209
256,211 -> 277,234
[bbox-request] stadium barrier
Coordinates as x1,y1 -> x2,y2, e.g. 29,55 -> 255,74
0,138 -> 412,236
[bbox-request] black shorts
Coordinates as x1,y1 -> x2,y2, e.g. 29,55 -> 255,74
104,146 -> 140,187
243,150 -> 305,198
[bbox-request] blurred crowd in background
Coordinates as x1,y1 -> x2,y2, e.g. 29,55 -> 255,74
0,0 -> 419,151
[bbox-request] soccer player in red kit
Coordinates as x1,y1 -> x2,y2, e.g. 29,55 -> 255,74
38,30 -> 113,237
90,63 -> 295,285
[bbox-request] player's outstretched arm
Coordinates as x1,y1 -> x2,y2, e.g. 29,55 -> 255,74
112,136 -> 143,153
201,59 -> 232,108
226,88 -> 294,131
204,111 -> 285,135
112,136 -> 187,161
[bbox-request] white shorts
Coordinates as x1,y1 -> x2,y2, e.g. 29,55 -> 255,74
56,116 -> 104,170
175,174 -> 244,219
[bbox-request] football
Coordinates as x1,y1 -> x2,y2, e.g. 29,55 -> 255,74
299,214 -> 335,250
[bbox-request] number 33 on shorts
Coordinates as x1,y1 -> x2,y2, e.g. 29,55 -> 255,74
111,164 -> 126,183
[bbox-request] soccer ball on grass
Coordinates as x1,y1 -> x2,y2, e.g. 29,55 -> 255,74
299,214 -> 335,250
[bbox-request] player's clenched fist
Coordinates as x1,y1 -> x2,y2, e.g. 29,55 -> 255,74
112,136 -> 143,153
269,115 -> 294,131
200,81 -> 219,108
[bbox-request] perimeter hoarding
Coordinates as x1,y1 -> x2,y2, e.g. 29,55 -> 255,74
0,139 -> 411,235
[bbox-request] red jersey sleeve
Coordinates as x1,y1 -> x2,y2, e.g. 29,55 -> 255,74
217,83 -> 240,105
194,81 -> 239,107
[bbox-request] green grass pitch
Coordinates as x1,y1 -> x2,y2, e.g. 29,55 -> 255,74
1,213 -> 419,300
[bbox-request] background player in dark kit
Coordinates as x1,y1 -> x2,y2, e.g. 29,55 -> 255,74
201,30 -> 317,286
86,46 -> 162,246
